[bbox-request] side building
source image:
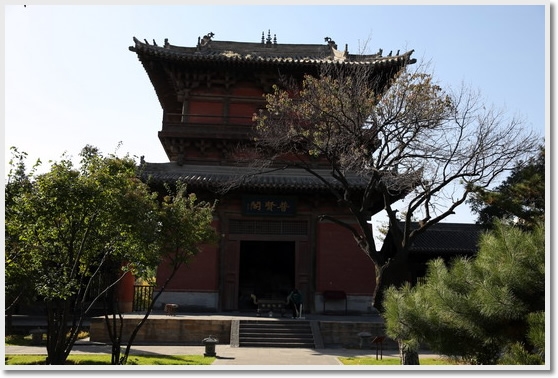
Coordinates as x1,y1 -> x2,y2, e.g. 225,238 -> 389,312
129,32 -> 416,314
401,222 -> 483,285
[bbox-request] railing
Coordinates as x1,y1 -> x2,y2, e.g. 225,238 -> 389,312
133,285 -> 155,312
163,112 -> 255,125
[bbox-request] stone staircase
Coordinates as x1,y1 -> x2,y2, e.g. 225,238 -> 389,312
238,320 -> 316,348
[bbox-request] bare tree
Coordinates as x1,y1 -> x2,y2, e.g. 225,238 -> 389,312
249,62 -> 540,309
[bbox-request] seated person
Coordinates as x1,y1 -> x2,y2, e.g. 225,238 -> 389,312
287,288 -> 303,318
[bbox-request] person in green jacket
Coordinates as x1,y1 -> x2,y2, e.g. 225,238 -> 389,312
287,288 -> 303,318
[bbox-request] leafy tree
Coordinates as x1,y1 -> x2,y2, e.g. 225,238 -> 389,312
5,147 -> 42,332
5,146 -> 216,365
383,222 -> 545,365
250,63 -> 539,309
5,146 -> 161,364
469,145 -> 545,228
108,182 -> 217,365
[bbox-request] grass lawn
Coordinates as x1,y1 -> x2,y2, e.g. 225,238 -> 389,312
339,357 -> 461,365
6,334 -> 48,346
6,334 -> 214,365
6,331 -> 89,346
5,355 -> 215,365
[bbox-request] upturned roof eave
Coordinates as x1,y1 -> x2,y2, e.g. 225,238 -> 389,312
138,162 -> 405,216
129,37 -> 415,68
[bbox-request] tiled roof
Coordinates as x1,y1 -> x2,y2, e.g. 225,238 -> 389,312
129,36 -> 415,67
139,162 -> 369,193
408,223 -> 483,255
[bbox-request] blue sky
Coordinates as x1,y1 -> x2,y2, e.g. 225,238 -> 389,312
4,4 -> 548,226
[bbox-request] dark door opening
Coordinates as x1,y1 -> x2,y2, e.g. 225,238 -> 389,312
238,241 -> 295,310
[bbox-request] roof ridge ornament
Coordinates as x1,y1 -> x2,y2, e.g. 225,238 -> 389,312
326,37 -> 348,61
197,32 -> 215,50
262,30 -> 277,48
324,37 -> 338,50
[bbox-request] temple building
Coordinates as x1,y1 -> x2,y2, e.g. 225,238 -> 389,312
129,31 -> 417,314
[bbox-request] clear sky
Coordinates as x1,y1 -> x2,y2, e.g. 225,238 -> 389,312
4,3 -> 548,227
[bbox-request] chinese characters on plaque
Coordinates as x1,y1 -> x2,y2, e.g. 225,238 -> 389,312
242,196 -> 297,216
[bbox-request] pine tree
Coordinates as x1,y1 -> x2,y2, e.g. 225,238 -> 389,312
384,222 -> 545,365
469,146 -> 545,228
499,311 -> 545,365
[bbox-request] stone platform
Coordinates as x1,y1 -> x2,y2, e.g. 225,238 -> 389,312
88,312 -> 396,349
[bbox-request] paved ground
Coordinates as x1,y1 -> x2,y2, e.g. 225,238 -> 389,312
210,345 -> 408,365
5,313 -> 442,366
5,340 -> 443,366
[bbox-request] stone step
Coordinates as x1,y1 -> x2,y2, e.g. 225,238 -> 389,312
240,324 -> 311,332
239,320 -> 312,326
239,328 -> 313,336
238,319 -> 315,348
240,341 -> 316,348
240,334 -> 314,340
240,326 -> 312,332
240,324 -> 310,328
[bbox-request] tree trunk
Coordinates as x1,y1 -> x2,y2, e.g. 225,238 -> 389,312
101,276 -> 127,365
372,256 -> 411,311
116,259 -> 183,365
107,310 -> 124,365
44,299 -> 84,365
371,265 -> 384,312
399,341 -> 420,365
5,312 -> 13,336
45,301 -> 71,365
119,281 -> 168,364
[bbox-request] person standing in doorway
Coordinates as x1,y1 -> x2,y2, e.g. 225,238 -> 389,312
287,288 -> 303,318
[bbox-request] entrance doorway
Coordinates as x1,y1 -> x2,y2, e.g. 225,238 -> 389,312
238,241 -> 295,310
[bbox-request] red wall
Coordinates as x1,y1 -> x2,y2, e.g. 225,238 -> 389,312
117,270 -> 135,312
316,222 -> 376,295
156,243 -> 219,292
231,83 -> 263,97
154,209 -> 377,298
188,101 -> 224,123
229,103 -> 258,124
